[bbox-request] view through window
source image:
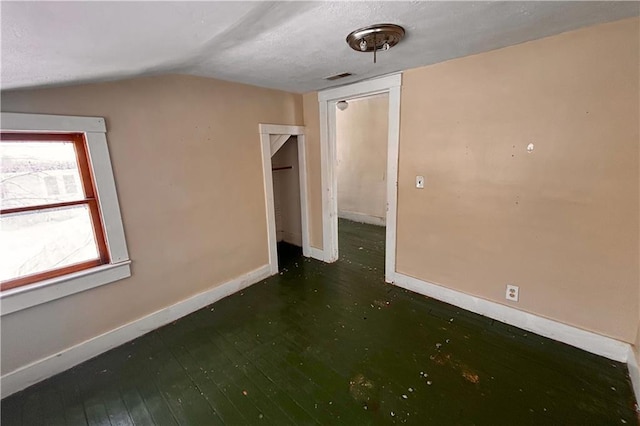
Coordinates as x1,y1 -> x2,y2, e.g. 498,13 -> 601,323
1,133 -> 109,290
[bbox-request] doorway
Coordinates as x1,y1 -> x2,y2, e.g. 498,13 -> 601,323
272,136 -> 302,261
259,124 -> 310,275
318,74 -> 402,283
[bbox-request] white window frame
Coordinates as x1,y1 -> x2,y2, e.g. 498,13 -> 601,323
0,112 -> 131,315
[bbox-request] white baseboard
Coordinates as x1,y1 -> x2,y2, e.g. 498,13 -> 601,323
338,211 -> 385,227
1,264 -> 273,399
309,247 -> 324,262
392,272 -> 630,362
627,347 -> 640,406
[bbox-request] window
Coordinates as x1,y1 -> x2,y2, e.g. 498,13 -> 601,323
1,133 -> 109,290
0,113 -> 131,315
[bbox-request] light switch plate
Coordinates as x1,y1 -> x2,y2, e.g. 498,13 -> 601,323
416,176 -> 424,189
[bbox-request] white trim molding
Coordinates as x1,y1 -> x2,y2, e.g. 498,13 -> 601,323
338,211 -> 385,227
318,73 -> 402,103
0,112 -> 131,315
1,262 -> 131,315
627,347 -> 640,407
317,74 -> 402,283
0,264 -> 272,398
86,132 -> 129,262
259,124 -> 312,274
392,272 -> 631,362
309,247 -> 324,261
0,112 -> 106,133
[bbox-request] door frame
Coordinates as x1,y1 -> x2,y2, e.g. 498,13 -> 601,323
317,73 -> 402,283
259,124 -> 310,275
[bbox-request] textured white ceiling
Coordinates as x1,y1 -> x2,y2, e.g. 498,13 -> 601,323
2,1 -> 638,93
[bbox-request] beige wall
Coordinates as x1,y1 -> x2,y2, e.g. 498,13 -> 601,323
1,74 -> 303,374
397,17 -> 639,342
336,94 -> 388,225
302,92 -> 323,249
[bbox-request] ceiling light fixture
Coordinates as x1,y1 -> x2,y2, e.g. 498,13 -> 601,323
336,100 -> 349,111
346,23 -> 405,64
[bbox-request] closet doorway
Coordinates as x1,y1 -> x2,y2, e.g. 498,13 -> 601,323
259,124 -> 310,275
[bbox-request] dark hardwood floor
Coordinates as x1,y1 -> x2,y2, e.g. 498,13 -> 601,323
1,219 -> 637,425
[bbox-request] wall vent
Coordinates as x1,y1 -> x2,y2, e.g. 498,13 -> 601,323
325,72 -> 353,81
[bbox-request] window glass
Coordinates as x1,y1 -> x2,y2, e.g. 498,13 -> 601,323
1,141 -> 85,209
63,174 -> 78,194
0,205 -> 100,282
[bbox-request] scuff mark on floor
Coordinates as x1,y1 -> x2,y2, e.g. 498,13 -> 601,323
349,373 -> 379,411
431,352 -> 481,385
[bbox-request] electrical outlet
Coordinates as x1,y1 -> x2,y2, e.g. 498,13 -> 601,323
506,284 -> 519,302
416,176 -> 424,189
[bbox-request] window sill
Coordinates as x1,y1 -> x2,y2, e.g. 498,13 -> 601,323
0,261 -> 131,316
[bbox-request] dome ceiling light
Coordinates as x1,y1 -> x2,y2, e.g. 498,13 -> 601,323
346,23 -> 405,64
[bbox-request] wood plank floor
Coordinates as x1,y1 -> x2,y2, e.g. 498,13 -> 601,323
2,219 -> 637,425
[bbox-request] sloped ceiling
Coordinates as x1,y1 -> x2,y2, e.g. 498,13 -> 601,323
1,1 -> 638,93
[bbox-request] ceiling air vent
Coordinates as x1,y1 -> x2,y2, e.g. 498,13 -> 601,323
325,72 -> 353,81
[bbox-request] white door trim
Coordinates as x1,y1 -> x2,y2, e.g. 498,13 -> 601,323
259,124 -> 312,275
317,73 -> 402,282
270,134 -> 291,157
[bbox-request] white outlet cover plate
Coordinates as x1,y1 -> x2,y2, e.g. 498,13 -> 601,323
506,284 -> 519,302
416,176 -> 424,189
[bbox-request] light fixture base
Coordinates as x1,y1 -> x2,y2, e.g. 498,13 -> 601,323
346,24 -> 405,54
